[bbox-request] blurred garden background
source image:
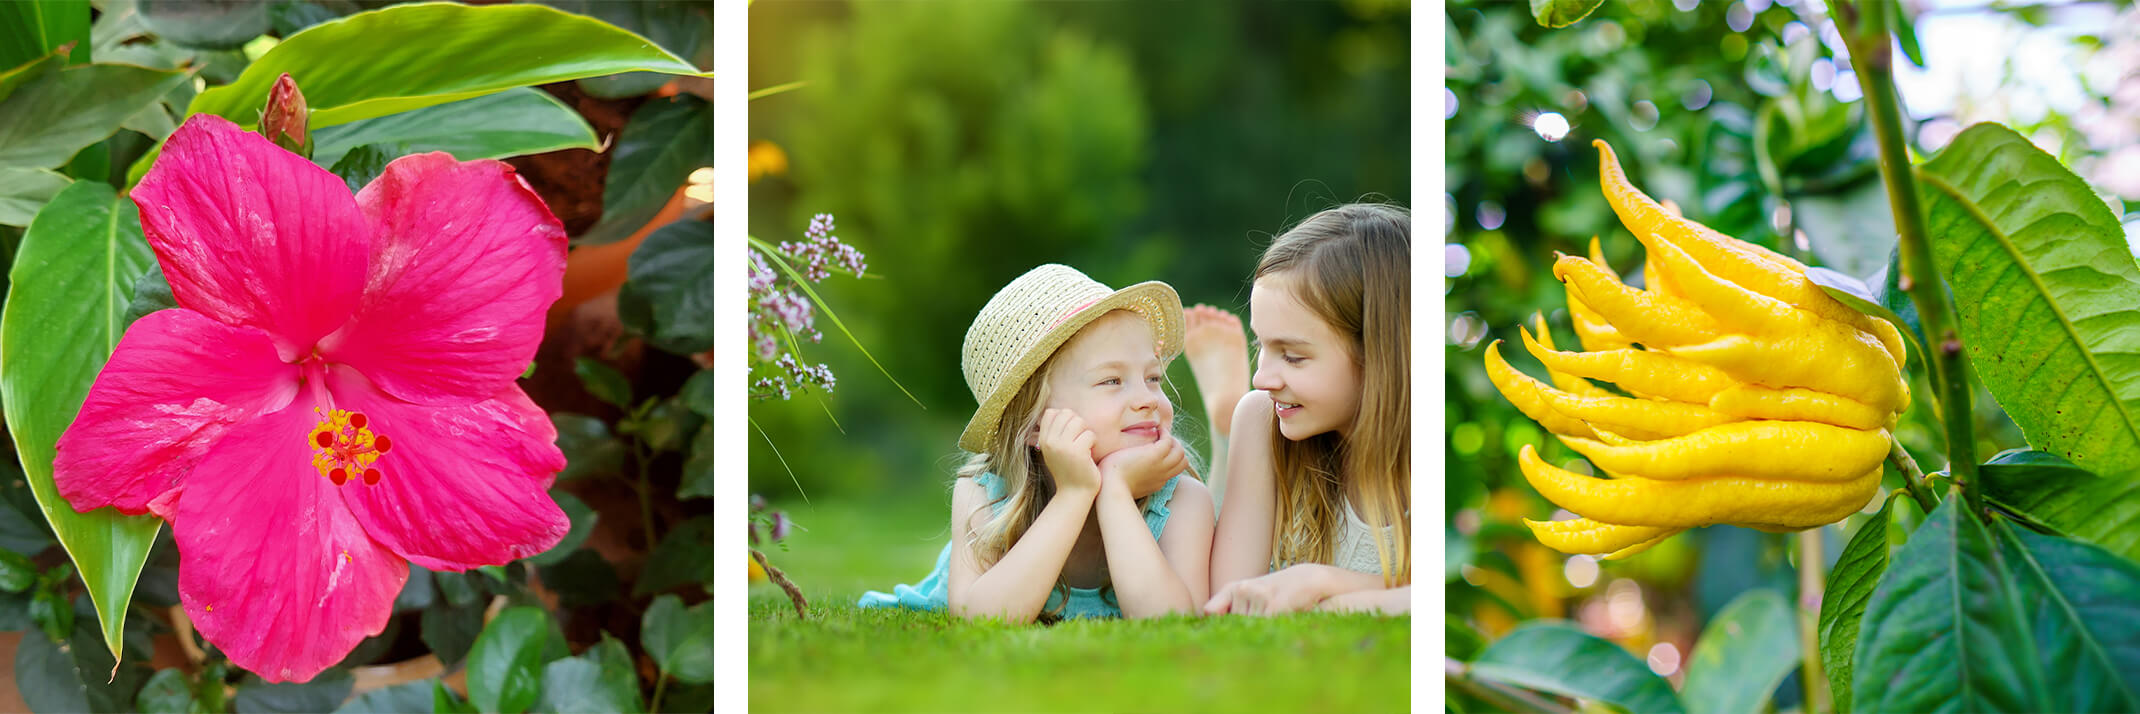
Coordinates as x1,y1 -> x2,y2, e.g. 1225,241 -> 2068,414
1445,0 -> 2140,708
745,0 -> 1411,710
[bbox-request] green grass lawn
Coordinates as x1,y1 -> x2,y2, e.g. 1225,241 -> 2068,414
748,489 -> 1411,712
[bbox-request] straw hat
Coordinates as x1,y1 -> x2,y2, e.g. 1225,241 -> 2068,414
959,264 -> 1186,452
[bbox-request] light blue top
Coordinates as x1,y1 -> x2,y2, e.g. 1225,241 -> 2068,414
858,471 -> 1184,620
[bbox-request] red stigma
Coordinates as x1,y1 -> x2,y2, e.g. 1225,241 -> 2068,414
362,468 -> 381,485
373,435 -> 392,453
329,468 -> 348,485
350,413 -> 367,429
315,431 -> 334,448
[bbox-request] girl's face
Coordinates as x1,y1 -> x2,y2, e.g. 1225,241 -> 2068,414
1043,310 -> 1174,461
1249,275 -> 1362,441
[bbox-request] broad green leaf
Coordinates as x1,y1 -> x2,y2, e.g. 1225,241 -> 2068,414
0,181 -> 162,662
1917,123 -> 2140,559
136,668 -> 194,713
1680,589 -> 1799,714
326,143 -> 398,194
0,47 -> 67,104
1890,0 -> 1926,68
419,599 -> 485,668
524,490 -> 596,568
13,623 -> 91,714
309,87 -> 600,168
334,678 -> 437,714
467,607 -> 552,714
1470,621 -> 1685,714
534,549 -> 619,609
0,167 -> 67,227
641,594 -> 716,684
187,3 -> 706,129
552,413 -> 625,482
0,0 -> 89,68
1819,493 -> 1899,714
573,358 -> 633,410
537,635 -> 643,714
1807,265 -> 1922,361
0,63 -> 189,169
1530,0 -> 1606,28
577,95 -> 711,245
553,0 -> 711,99
269,2 -> 343,38
1994,517 -> 2140,711
1981,449 -> 2140,559
680,422 -> 715,500
634,515 -> 714,597
1852,500 -> 2050,712
137,0 -> 267,50
232,668 -> 354,714
0,548 -> 32,591
619,219 -> 715,354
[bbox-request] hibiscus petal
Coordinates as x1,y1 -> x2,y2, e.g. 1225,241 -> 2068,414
54,309 -> 300,515
330,152 -> 567,406
330,368 -> 568,571
132,114 -> 371,355
176,403 -> 405,683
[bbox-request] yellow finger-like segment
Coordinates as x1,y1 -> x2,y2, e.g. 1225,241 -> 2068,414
1709,384 -> 1890,430
1671,329 -> 1908,414
1536,387 -> 1741,441
1556,421 -> 1890,482
1567,292 -> 1633,352
1485,341 -> 1596,439
1555,256 -> 1721,347
1639,231 -> 1814,335
1601,528 -> 1684,560
1519,445 -> 1882,528
1524,517 -> 1678,555
1593,139 -> 1906,367
1528,317 -> 1614,398
1520,330 -> 1735,403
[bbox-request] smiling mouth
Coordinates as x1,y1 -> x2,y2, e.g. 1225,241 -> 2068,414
1122,423 -> 1161,438
1274,400 -> 1303,417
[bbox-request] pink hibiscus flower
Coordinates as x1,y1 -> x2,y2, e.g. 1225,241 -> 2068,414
52,114 -> 571,682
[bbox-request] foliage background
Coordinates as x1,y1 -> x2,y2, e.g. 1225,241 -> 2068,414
1445,0 -> 2140,708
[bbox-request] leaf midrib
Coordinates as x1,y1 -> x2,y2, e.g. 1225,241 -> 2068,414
1921,171 -> 2140,470
1998,521 -> 2139,708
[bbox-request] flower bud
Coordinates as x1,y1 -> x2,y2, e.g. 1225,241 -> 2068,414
260,73 -> 311,159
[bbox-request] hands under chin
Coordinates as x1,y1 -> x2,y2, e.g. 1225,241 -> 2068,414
1204,564 -> 1330,616
1098,437 -> 1187,499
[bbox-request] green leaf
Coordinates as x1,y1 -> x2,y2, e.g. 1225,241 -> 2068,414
187,3 -> 705,130
1856,498 -> 2140,711
309,87 -> 600,168
551,413 -> 625,482
0,47 -> 67,105
122,264 -> 177,329
1470,621 -> 1685,714
1806,265 -> 1919,362
534,548 -> 619,610
1819,494 -> 1899,714
0,180 -> 162,663
537,635 -> 644,714
0,0 -> 89,68
467,607 -> 551,714
1890,0 -> 1926,68
0,63 -> 189,170
13,622 -> 91,713
137,668 -> 195,714
326,143 -> 399,194
524,490 -> 596,567
137,0 -> 268,50
634,514 -> 715,597
233,668 -> 354,714
334,678 -> 437,714
1980,449 -> 2140,558
679,422 -> 715,500
432,680 -> 474,714
1917,123 -> 2140,559
553,0 -> 711,99
1679,589 -> 1799,714
0,168 -> 68,227
577,95 -> 711,245
0,547 -> 32,591
681,369 -> 716,418
574,358 -> 633,410
619,219 -> 715,353
641,594 -> 715,684
420,599 -> 486,668
1530,0 -> 1606,28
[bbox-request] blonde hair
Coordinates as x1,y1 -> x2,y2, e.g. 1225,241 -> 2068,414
956,311 -> 1201,617
1258,204 -> 1411,586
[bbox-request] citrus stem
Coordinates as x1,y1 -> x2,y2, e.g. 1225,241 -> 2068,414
1839,0 -> 1982,514
1797,531 -> 1832,714
1888,440 -> 1939,514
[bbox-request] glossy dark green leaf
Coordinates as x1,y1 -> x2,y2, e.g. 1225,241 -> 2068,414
137,0 -> 268,50
0,547 -> 32,591
1980,449 -> 2140,565
552,413 -> 625,482
574,358 -> 633,410
553,0 -> 710,99
334,678 -> 436,714
679,423 -> 715,501
1680,589 -> 1799,714
433,680 -> 474,714
309,87 -> 599,168
13,624 -> 90,714
535,548 -> 619,610
268,1 -> 341,37
537,635 -> 644,714
1917,123 -> 2140,561
577,95 -> 710,245
137,668 -> 195,713
468,607 -> 552,714
619,219 -> 715,354
1995,519 -> 2140,711
187,3 -> 704,129
1820,494 -> 1898,714
326,143 -> 398,194
1529,0 -> 1605,28
1471,621 -> 1685,714
0,180 -> 163,662
233,668 -> 354,714
0,47 -> 67,104
420,599 -> 486,668
0,0 -> 89,68
0,167 -> 66,227
525,491 -> 596,568
121,263 -> 176,329
0,63 -> 189,169
393,563 -> 435,612
634,514 -> 715,597
641,594 -> 715,684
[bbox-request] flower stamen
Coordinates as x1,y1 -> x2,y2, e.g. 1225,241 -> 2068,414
309,408 -> 390,486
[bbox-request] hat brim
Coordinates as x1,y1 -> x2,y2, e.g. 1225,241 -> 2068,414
958,280 -> 1186,453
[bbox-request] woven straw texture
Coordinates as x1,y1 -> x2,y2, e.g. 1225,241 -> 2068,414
959,264 -> 1185,452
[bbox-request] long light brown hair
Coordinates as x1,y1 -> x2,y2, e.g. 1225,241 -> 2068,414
1258,204 -> 1410,585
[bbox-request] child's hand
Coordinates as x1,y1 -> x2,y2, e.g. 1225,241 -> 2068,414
1098,437 -> 1186,499
1204,565 -> 1331,615
1035,409 -> 1103,495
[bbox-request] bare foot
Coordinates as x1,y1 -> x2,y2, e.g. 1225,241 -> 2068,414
1183,304 -> 1251,437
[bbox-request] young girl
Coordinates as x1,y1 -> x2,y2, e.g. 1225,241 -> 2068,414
1205,204 -> 1411,615
859,264 -> 1215,621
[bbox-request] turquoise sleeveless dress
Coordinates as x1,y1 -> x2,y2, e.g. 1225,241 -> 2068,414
858,471 -> 1184,620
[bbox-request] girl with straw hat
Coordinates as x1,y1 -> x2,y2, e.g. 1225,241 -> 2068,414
858,264 -> 1216,621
